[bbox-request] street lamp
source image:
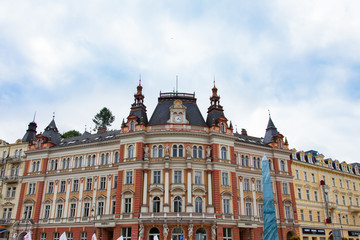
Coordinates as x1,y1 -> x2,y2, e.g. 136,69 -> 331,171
340,215 -> 345,239
92,204 -> 96,234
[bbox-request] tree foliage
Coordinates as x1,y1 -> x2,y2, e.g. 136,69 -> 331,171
93,107 -> 115,129
61,130 -> 81,138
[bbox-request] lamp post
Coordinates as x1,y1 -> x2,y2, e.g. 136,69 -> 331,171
340,215 -> 345,239
92,204 -> 96,235
180,199 -> 183,240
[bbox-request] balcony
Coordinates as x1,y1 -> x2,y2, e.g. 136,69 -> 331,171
4,175 -> 19,183
348,205 -> 360,213
6,156 -> 22,163
0,218 -> 12,226
140,212 -> 216,220
327,202 -> 337,210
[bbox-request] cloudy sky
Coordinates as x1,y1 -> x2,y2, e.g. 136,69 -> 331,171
0,0 -> 359,163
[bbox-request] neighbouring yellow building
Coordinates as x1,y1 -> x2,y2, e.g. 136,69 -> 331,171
291,149 -> 360,240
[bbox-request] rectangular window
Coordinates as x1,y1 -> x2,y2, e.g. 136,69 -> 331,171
223,228 -> 232,240
295,170 -> 299,180
86,178 -> 92,190
194,171 -> 202,184
356,198 -> 359,206
347,180 -> 350,189
112,200 -> 116,214
114,175 -> 118,189
126,171 -> 133,185
23,206 -> 32,219
353,182 -> 357,191
282,183 -> 288,195
311,173 -> 315,183
314,191 -> 318,202
335,195 -> 339,205
306,190 -> 311,201
56,204 -> 63,218
81,232 -> 87,240
67,233 -> 73,240
40,233 -> 46,240
98,202 -> 104,215
342,196 -> 346,205
309,210 -> 313,222
304,172 -> 308,181
122,227 -> 132,240
222,172 -> 229,186
256,180 -> 262,192
245,202 -> 252,216
70,203 -> 76,218
153,171 -> 161,184
285,206 -> 291,219
73,179 -> 79,192
53,233 -> 59,240
6,187 -> 10,198
2,209 -> 7,220
48,182 -> 54,193
100,177 -> 106,190
340,179 -> 343,188
44,205 -> 50,219
244,178 -> 250,191
83,203 -> 90,217
60,180 -> 66,193
332,178 -> 336,187
297,188 -> 302,199
258,204 -> 264,218
353,215 -> 356,225
300,209 -> 304,221
349,197 -> 353,206
28,183 -> 36,195
124,198 -> 132,213
174,170 -> 182,184
317,211 -> 321,222
223,199 -> 230,214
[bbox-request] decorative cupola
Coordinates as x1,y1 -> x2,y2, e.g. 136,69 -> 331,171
263,115 -> 288,149
42,117 -> 61,145
206,83 -> 229,133
123,81 -> 148,132
22,120 -> 37,143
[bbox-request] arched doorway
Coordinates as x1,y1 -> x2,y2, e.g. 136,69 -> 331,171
17,231 -> 27,240
148,227 -> 160,240
196,228 -> 207,240
171,227 -> 184,240
286,231 -> 294,240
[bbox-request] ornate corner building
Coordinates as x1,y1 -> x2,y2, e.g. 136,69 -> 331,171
291,150 -> 360,240
5,83 -> 298,240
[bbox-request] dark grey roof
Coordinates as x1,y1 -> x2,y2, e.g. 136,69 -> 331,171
206,111 -> 225,126
148,92 -> 207,126
22,121 -> 37,143
234,132 -> 269,147
55,130 -> 121,148
263,117 -> 279,144
43,119 -> 61,144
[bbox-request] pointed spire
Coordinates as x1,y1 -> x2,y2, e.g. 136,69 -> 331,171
130,81 -> 148,125
43,116 -> 61,144
22,117 -> 37,143
285,137 -> 288,145
264,114 -> 279,144
206,82 -> 225,127
229,121 -> 233,130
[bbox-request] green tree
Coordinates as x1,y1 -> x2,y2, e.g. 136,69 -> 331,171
93,107 -> 115,129
61,130 -> 81,138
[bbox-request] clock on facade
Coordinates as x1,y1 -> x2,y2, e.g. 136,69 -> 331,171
174,115 -> 182,122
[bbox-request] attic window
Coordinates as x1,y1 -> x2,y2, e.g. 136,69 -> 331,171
130,121 -> 135,131
220,123 -> 226,133
278,139 -> 282,148
36,140 -> 41,148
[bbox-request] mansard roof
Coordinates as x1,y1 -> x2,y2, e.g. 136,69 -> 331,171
148,92 -> 207,126
234,131 -> 269,147
43,119 -> 61,144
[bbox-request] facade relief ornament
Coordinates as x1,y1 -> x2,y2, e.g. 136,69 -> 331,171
188,224 -> 193,237
163,224 -> 169,237
211,224 -> 217,239
143,145 -> 149,158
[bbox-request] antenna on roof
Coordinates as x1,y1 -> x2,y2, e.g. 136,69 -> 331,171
213,75 -> 216,87
176,75 -> 178,92
33,111 -> 37,122
235,124 -> 238,133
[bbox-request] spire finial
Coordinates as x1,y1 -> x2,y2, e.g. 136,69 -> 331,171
33,111 -> 37,122
268,109 -> 271,118
213,75 -> 216,87
235,124 -> 238,133
85,125 -> 87,132
53,112 -> 55,120
139,74 -> 141,85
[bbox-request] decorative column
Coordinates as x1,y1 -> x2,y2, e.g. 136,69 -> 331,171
186,168 -> 193,212
207,170 -> 214,213
239,176 -> 245,215
251,178 -> 257,217
141,169 -> 149,212
164,166 -> 170,212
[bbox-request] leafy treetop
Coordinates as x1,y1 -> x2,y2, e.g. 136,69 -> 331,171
93,107 -> 115,129
61,130 -> 81,138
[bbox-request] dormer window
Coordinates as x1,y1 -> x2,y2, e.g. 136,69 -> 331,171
129,121 -> 135,131
221,123 -> 226,133
36,140 -> 41,148
278,139 -> 282,148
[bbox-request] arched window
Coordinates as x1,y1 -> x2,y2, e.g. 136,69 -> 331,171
280,160 -> 286,172
195,197 -> 202,213
75,157 -> 79,168
178,145 -> 183,157
101,154 -> 105,165
221,123 -> 226,133
36,161 -> 40,172
221,147 -> 227,160
106,153 -> 110,164
278,139 -> 282,148
148,227 -> 160,240
114,152 -> 119,163
62,158 -> 66,169
128,145 -> 134,158
193,146 -> 197,158
54,159 -> 58,170
257,158 -> 261,168
15,150 -> 18,158
172,145 -> 178,157
253,157 -> 257,168
66,158 -> 70,169
32,162 -> 36,172
50,160 -> 54,170
158,145 -> 163,158
36,140 -> 41,148
130,121 -> 135,131
79,156 -> 82,167
241,155 -> 245,166
174,196 -> 182,212
153,197 -> 160,213
198,146 -> 203,159
87,155 -> 91,167
245,156 -> 249,167
92,155 -> 96,166
19,149 -> 22,159
196,228 -> 207,240
152,146 -> 158,158
16,166 -> 19,176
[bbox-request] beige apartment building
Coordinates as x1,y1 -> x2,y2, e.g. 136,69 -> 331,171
291,149 -> 360,240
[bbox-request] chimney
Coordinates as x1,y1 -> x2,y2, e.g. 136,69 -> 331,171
241,128 -> 247,136
97,126 -> 107,133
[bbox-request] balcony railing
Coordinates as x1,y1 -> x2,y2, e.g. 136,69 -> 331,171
4,175 -> 19,183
